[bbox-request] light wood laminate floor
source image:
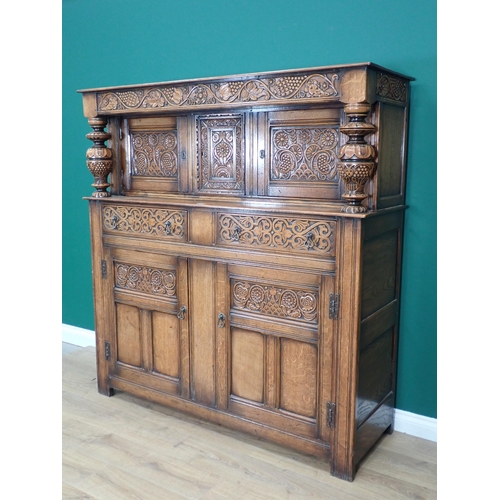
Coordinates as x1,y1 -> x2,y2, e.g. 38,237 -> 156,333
62,344 -> 437,499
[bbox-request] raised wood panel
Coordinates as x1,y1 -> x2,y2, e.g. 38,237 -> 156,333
231,328 -> 264,403
152,311 -> 180,379
115,303 -> 141,367
361,230 -> 398,319
280,339 -> 317,419
375,103 -> 407,208
356,328 -> 393,426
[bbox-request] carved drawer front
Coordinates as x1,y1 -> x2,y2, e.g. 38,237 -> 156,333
217,212 -> 336,256
260,109 -> 342,200
102,204 -> 187,242
195,113 -> 245,195
123,116 -> 187,194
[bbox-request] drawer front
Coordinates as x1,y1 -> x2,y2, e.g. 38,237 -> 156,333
217,212 -> 336,256
102,204 -> 187,241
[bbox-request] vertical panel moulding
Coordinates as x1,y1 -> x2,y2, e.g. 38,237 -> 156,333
331,217 -> 363,481
256,112 -> 267,196
216,262 -> 229,410
189,259 -> 217,407
107,117 -> 122,195
177,115 -> 189,193
140,309 -> 153,373
90,201 -> 113,395
265,335 -> 277,409
319,274 -> 335,442
178,257 -> 190,399
122,119 -> 132,191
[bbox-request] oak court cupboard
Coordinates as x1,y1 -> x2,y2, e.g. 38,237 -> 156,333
79,62 -> 413,481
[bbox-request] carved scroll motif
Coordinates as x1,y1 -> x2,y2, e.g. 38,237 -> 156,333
131,131 -> 178,177
232,280 -> 318,323
115,263 -> 176,297
197,115 -> 244,193
218,214 -> 334,253
271,127 -> 339,181
102,205 -> 185,238
97,72 -> 340,112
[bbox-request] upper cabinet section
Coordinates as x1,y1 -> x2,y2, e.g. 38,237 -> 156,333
80,63 -> 413,212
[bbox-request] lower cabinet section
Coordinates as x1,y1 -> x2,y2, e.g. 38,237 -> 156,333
104,250 -> 334,446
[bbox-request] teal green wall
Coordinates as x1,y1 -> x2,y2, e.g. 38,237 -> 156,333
63,0 -> 437,418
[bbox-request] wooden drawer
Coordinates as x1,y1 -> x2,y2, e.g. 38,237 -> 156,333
217,211 -> 336,257
102,204 -> 187,242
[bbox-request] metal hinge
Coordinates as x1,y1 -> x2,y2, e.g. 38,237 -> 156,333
101,260 -> 107,279
329,293 -> 339,319
326,401 -> 336,428
104,341 -> 111,361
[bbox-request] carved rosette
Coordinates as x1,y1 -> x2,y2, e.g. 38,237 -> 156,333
338,104 -> 376,213
86,117 -> 113,197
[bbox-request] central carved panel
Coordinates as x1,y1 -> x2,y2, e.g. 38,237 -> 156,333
232,280 -> 319,323
196,114 -> 244,193
271,126 -> 339,181
130,131 -> 178,177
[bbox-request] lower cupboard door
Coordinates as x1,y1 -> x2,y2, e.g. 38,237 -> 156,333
226,264 -> 335,443
108,250 -> 189,397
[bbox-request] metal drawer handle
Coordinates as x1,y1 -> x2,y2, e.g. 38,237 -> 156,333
305,231 -> 316,250
165,220 -> 172,235
217,313 -> 226,328
177,306 -> 186,320
231,225 -> 241,241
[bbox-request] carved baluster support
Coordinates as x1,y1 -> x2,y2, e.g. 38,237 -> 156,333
86,117 -> 113,197
338,103 -> 376,213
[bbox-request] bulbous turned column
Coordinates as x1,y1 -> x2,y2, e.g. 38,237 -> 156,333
338,103 -> 376,213
86,117 -> 113,197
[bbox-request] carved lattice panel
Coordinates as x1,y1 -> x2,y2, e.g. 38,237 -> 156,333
130,131 -> 178,177
271,126 -> 339,181
196,114 -> 244,193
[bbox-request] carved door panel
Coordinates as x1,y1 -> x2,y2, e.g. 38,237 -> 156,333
257,108 -> 343,200
104,246 -> 189,398
121,115 -> 189,195
225,264 -> 335,443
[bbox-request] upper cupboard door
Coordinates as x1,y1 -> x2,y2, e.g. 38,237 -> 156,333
194,113 -> 247,195
122,116 -> 188,195
258,108 -> 343,200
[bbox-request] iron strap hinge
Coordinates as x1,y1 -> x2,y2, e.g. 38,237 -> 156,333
326,401 -> 336,429
104,341 -> 111,361
101,259 -> 107,279
329,293 -> 339,319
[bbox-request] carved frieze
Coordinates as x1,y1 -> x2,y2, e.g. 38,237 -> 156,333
232,280 -> 318,323
271,127 -> 339,181
102,205 -> 186,239
376,73 -> 408,103
97,72 -> 339,113
218,214 -> 335,253
197,114 -> 244,193
115,263 -> 176,297
131,131 -> 178,177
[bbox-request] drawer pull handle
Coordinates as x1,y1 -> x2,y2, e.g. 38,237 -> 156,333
305,231 -> 316,250
165,220 -> 172,235
217,313 -> 226,328
231,225 -> 241,241
177,306 -> 186,320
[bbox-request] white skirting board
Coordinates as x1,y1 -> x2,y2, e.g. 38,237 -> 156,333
62,323 -> 437,442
